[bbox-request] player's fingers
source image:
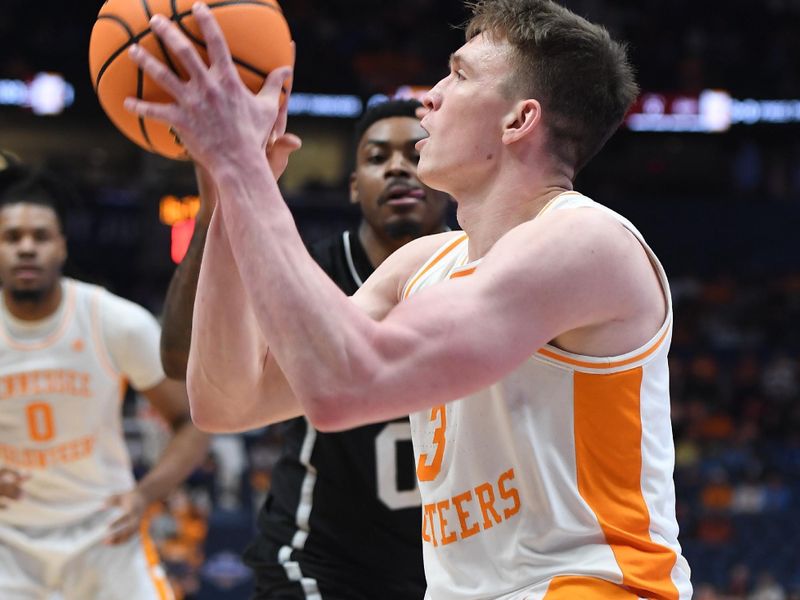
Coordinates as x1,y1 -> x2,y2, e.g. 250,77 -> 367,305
285,43 -> 295,97
258,67 -> 292,101
106,519 -> 135,545
0,484 -> 22,499
267,133 -> 302,179
104,493 -> 122,508
128,44 -> 184,100
272,71 -> 294,139
192,3 -> 234,73
272,133 -> 302,157
149,14 -> 209,83
123,98 -> 182,128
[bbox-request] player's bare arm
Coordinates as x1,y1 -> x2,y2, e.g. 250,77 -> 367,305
125,7 -> 664,429
105,377 -> 209,544
0,468 -> 29,508
188,223 -> 458,432
160,164 -> 216,379
212,176 -> 663,430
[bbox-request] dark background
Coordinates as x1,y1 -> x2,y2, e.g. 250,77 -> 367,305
1,1 -> 799,598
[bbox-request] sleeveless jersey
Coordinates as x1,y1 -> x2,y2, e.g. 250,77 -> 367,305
0,279 -> 134,527
403,193 -> 693,600
243,230 -> 426,599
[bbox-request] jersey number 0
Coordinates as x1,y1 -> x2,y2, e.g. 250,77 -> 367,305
26,402 -> 56,442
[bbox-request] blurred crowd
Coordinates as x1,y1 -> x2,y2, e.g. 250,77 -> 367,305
2,1 -> 800,598
1,0 -> 799,102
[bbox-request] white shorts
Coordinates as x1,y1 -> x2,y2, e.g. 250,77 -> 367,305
0,508 -> 173,600
424,575 -> 647,600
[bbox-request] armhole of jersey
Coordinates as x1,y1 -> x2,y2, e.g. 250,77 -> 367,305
89,287 -> 122,380
535,199 -> 673,374
401,233 -> 468,301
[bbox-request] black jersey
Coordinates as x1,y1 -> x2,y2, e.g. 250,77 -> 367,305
243,231 -> 425,600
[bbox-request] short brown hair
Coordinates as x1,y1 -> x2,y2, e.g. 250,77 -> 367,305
465,0 -> 639,173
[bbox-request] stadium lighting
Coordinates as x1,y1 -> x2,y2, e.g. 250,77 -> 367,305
0,73 -> 75,115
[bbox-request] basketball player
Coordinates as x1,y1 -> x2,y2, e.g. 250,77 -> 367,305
159,99 -> 450,598
0,174 -> 209,599
127,0 -> 694,597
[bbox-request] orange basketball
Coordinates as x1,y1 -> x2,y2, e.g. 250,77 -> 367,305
89,0 -> 293,160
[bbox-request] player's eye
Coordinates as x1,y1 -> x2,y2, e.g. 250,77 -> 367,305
367,153 -> 387,165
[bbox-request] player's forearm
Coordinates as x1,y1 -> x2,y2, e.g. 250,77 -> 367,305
188,204 -> 301,430
160,223 -> 208,379
134,418 -> 209,505
214,163 -> 394,427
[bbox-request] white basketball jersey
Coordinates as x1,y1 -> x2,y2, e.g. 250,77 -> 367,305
404,192 -> 692,600
0,279 -> 135,527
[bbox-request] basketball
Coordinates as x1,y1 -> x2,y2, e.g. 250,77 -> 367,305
89,0 -> 293,160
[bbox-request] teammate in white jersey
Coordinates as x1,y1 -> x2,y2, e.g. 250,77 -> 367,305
0,174 -> 209,599
125,0 -> 693,597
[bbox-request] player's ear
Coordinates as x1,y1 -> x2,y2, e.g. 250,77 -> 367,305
501,99 -> 541,145
349,172 -> 359,205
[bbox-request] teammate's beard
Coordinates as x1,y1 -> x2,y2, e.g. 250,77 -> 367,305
10,288 -> 47,303
384,220 -> 422,241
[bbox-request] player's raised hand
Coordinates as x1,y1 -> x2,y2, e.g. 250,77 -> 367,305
104,489 -> 148,545
124,3 -> 292,175
0,468 -> 28,508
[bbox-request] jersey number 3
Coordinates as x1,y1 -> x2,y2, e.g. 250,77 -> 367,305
26,402 -> 55,442
416,405 -> 446,482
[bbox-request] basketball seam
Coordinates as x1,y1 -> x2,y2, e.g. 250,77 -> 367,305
93,16 -> 136,92
171,0 -> 277,79
142,0 -> 182,79
135,68 -> 155,151
93,0 -> 283,93
138,0 -> 169,153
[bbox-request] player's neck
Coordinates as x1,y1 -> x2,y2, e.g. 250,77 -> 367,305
2,280 -> 64,322
457,184 -> 572,261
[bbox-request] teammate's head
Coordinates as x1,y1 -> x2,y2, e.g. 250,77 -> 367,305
0,175 -> 67,304
350,99 -> 450,247
419,0 -> 638,190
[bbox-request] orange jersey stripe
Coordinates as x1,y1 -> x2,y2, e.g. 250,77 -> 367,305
403,234 -> 468,299
573,369 -> 679,600
545,576 -> 640,599
449,266 -> 477,279
537,324 -> 670,370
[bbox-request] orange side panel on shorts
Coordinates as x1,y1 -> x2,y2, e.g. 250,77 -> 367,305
544,575 -> 640,599
573,369 -> 679,600
140,517 -> 175,600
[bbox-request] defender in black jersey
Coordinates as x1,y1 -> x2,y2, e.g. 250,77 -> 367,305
160,99 -> 450,599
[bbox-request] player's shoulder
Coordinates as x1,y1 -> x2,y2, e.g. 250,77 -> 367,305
68,278 -> 159,331
506,198 -> 635,258
376,230 -> 464,291
388,230 -> 465,272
